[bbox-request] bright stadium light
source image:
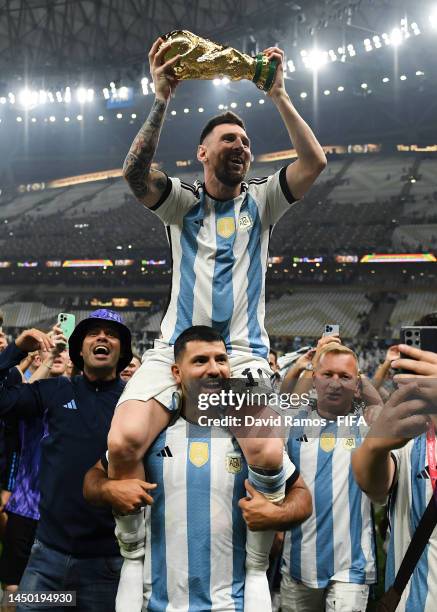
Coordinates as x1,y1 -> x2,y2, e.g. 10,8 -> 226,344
390,28 -> 403,46
140,78 -> 148,95
0,97 -> 6,104
47,92 -> 54,103
218,103 -> 224,109
56,91 -> 63,102
245,101 -> 252,107
131,113 -> 137,119
76,87 -> 87,103
400,74 -> 407,80
16,116 -> 23,122
382,77 -> 390,83
430,11 -> 437,28
303,48 -> 328,71
373,35 -> 382,48
183,107 -> 189,113
361,82 -> 368,89
103,88 -> 110,99
416,70 -> 424,76
382,32 -> 391,45
64,87 -> 71,103
116,113 -> 122,119
411,22 -> 421,35
337,86 -> 344,92
98,115 -> 104,121
198,107 -> 204,112
49,115 -> 56,122
213,78 -> 221,86
118,87 -> 128,100
222,77 -> 230,84
300,92 -> 307,99
8,92 -> 15,104
328,49 -> 337,61
230,102 -> 237,108
323,89 -> 331,96
287,59 -> 296,72
18,89 -> 38,109
171,110 -> 177,115
31,117 -> 37,122
76,114 -> 83,121
64,117 -> 70,122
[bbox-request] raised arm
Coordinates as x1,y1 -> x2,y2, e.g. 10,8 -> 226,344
352,383 -> 430,503
122,37 -> 180,208
264,47 -> 327,200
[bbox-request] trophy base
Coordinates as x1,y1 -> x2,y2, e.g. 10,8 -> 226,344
252,54 -> 278,92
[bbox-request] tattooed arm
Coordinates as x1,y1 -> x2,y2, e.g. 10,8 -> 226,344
122,37 -> 180,208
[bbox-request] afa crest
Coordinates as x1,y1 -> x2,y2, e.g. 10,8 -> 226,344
342,436 -> 356,451
320,432 -> 336,453
189,442 -> 209,468
217,217 -> 236,239
226,452 -> 242,474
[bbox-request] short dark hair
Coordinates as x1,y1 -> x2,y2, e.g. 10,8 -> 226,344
415,312 -> 437,326
199,112 -> 246,144
269,349 -> 278,362
174,326 -> 226,361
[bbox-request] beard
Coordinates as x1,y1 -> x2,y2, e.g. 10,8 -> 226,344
214,157 -> 248,187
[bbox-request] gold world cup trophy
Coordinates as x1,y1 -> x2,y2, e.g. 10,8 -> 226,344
161,30 -> 278,92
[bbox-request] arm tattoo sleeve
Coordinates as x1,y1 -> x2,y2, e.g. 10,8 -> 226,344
122,98 -> 167,201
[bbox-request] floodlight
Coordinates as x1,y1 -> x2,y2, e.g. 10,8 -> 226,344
77,87 -> 87,103
18,89 -> 38,109
390,28 -> 403,46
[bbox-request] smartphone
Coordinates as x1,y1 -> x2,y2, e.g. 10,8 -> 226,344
323,324 -> 340,337
57,313 -> 76,341
399,326 -> 437,374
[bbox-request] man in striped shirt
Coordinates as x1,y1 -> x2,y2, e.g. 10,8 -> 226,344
107,36 -> 326,609
353,342 -> 437,611
281,342 -> 377,611
85,326 -> 312,611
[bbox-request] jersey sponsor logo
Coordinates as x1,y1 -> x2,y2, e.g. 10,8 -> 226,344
226,452 -> 242,474
238,212 -> 253,231
320,432 -> 336,453
216,217 -> 236,239
156,446 -> 173,458
189,442 -> 209,467
342,436 -> 356,451
63,400 -> 77,410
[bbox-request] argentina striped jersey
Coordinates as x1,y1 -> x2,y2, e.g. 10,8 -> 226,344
142,418 -> 248,611
386,435 -> 437,612
282,409 -> 377,588
150,168 -> 296,359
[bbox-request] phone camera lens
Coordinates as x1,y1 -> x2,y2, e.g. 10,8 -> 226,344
405,331 -> 412,337
406,339 -> 412,345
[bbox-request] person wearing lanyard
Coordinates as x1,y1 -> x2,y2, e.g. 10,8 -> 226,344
352,341 -> 437,612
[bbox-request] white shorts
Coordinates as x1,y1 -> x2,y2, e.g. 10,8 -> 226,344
280,574 -> 370,612
117,339 -> 273,411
